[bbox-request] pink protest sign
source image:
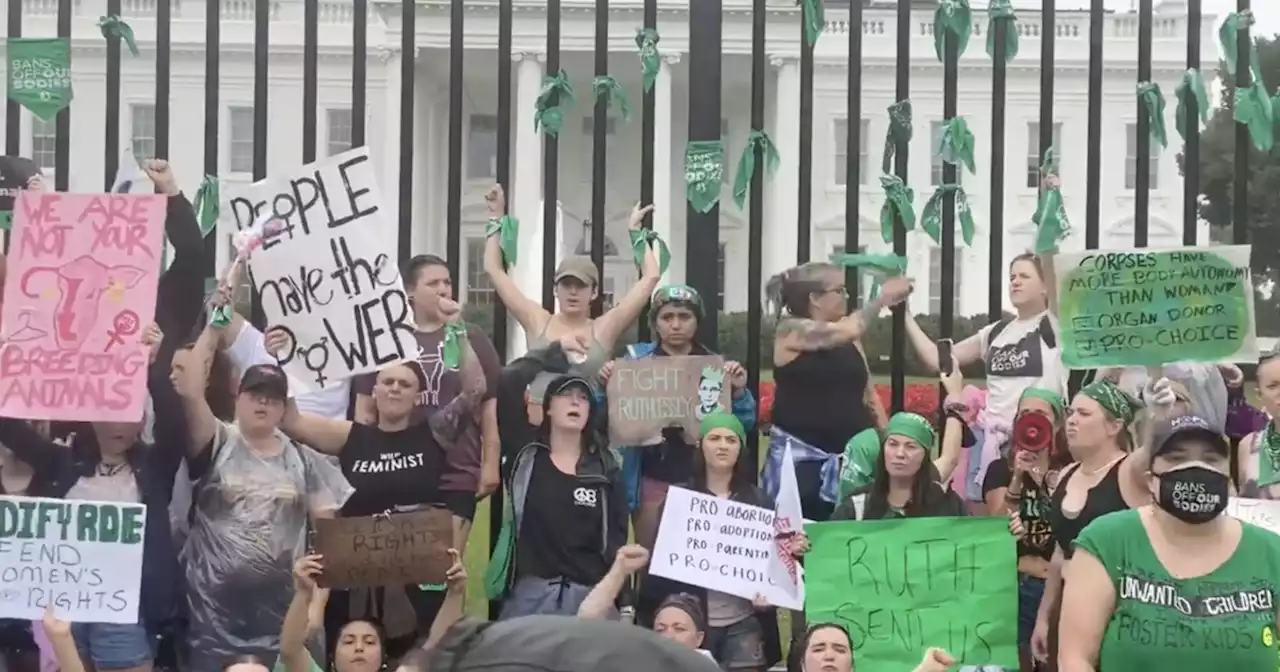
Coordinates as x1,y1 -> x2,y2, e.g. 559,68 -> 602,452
0,192 -> 165,422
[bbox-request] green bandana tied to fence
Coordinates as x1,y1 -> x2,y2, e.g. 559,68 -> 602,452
533,70 -> 575,137
629,228 -> 671,275
1219,11 -> 1259,79
938,117 -> 976,175
933,0 -> 973,62
881,100 -> 913,173
486,214 -> 519,267
635,28 -> 660,93
878,174 -> 916,244
1175,69 -> 1210,143
441,322 -> 469,370
985,0 -> 1019,63
6,38 -> 74,121
732,129 -> 781,209
192,175 -> 220,236
920,183 -> 975,247
829,252 -> 907,301
1032,148 -> 1070,255
798,0 -> 825,47
98,15 -> 140,57
1234,80 -> 1275,153
685,140 -> 725,214
1136,82 -> 1168,150
593,75 -> 631,123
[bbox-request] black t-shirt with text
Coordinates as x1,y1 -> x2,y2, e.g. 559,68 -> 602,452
338,422 -> 475,520
515,451 -> 609,586
982,456 -> 1054,561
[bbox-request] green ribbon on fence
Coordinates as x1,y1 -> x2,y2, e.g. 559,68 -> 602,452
933,0 -> 973,62
985,0 -> 1019,63
1137,82 -> 1168,150
879,174 -> 916,244
485,215 -> 519,267
882,100 -> 914,173
829,252 -> 907,301
1234,80 -> 1275,153
1219,11 -> 1259,79
685,140 -> 726,214
938,117 -> 976,175
635,28 -> 661,93
629,228 -> 671,275
192,175 -> 220,235
920,183 -> 975,247
593,75 -> 632,123
798,0 -> 826,47
1175,69 -> 1210,142
5,38 -> 75,121
732,129 -> 781,210
1032,149 -> 1071,255
441,322 -> 469,370
534,70 -> 575,137
98,15 -> 140,57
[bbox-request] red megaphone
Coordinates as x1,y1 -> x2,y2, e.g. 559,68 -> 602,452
1014,412 -> 1054,453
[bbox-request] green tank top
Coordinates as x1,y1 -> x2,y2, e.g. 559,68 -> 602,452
1074,508 -> 1280,670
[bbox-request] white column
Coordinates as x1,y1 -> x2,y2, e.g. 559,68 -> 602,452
654,51 -> 682,286
508,50 -> 546,360
765,55 -> 800,282
379,46 -> 404,240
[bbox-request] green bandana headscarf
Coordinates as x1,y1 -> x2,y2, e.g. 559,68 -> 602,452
885,412 -> 937,454
651,284 -> 704,325
839,428 -> 882,500
1020,387 -> 1066,424
700,411 -> 745,445
1079,381 -> 1142,426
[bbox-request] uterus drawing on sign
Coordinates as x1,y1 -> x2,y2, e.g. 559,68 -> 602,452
19,255 -> 147,351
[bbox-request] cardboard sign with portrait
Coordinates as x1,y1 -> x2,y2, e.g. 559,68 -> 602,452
606,355 -> 731,445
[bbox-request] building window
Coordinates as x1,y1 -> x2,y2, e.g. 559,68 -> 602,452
833,118 -> 869,186
717,242 -> 727,306
30,117 -> 56,170
130,104 -> 156,159
464,238 -> 496,306
1026,122 -> 1063,188
467,114 -> 499,180
928,247 -> 963,315
326,109 -> 353,157
1125,123 -> 1159,190
930,122 -> 964,187
228,107 -> 254,173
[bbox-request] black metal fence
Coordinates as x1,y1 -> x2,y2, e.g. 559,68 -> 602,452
0,0 -> 1256,616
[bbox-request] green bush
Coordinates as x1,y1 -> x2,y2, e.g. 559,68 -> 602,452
461,302 -> 1006,377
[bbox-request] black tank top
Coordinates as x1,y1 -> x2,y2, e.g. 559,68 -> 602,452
772,342 -> 874,453
1048,457 -> 1129,558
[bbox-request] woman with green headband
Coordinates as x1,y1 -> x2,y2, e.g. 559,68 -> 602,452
832,411 -> 966,521
1029,379 -> 1169,667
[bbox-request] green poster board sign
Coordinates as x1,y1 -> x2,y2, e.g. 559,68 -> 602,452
804,517 -> 1018,672
1054,246 -> 1256,369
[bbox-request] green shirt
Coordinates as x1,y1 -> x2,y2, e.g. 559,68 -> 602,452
1074,509 -> 1280,670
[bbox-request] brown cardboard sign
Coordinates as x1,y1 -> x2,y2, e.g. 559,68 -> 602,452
312,508 -> 452,589
605,355 -> 729,445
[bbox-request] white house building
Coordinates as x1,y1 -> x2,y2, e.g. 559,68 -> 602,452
1,0 -> 1214,324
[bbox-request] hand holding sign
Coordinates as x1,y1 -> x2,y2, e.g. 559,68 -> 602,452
293,554 -> 323,595
41,604 -> 71,639
264,326 -> 292,360
444,548 -> 466,593
142,322 -> 163,364
912,648 -> 957,672
724,361 -> 747,391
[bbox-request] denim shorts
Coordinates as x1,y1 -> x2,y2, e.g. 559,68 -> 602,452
1018,575 -> 1047,649
704,615 -> 765,670
71,622 -> 155,670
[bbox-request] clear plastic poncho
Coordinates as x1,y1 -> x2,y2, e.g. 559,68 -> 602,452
1114,363 -> 1228,432
183,422 -> 353,672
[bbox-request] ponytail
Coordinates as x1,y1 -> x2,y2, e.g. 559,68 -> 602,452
765,262 -> 841,320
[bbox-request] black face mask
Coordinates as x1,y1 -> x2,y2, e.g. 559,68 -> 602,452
1155,464 -> 1230,524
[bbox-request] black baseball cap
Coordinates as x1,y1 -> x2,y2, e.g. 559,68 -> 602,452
544,373 -> 594,402
1152,414 -> 1229,461
239,363 -> 290,400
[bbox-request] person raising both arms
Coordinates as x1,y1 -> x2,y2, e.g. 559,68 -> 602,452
482,185 -> 662,377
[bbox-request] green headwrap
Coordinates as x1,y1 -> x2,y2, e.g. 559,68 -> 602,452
1020,387 -> 1066,424
651,284 -> 704,322
885,412 -> 937,454
700,411 -> 745,445
839,428 -> 882,500
1079,380 -> 1142,426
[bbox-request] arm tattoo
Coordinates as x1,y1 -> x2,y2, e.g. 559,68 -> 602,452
429,341 -> 487,446
777,318 -> 846,350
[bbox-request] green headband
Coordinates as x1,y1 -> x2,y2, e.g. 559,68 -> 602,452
884,412 -> 937,453
699,410 -> 745,444
1079,381 -> 1143,426
651,284 -> 705,322
1020,387 -> 1066,424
